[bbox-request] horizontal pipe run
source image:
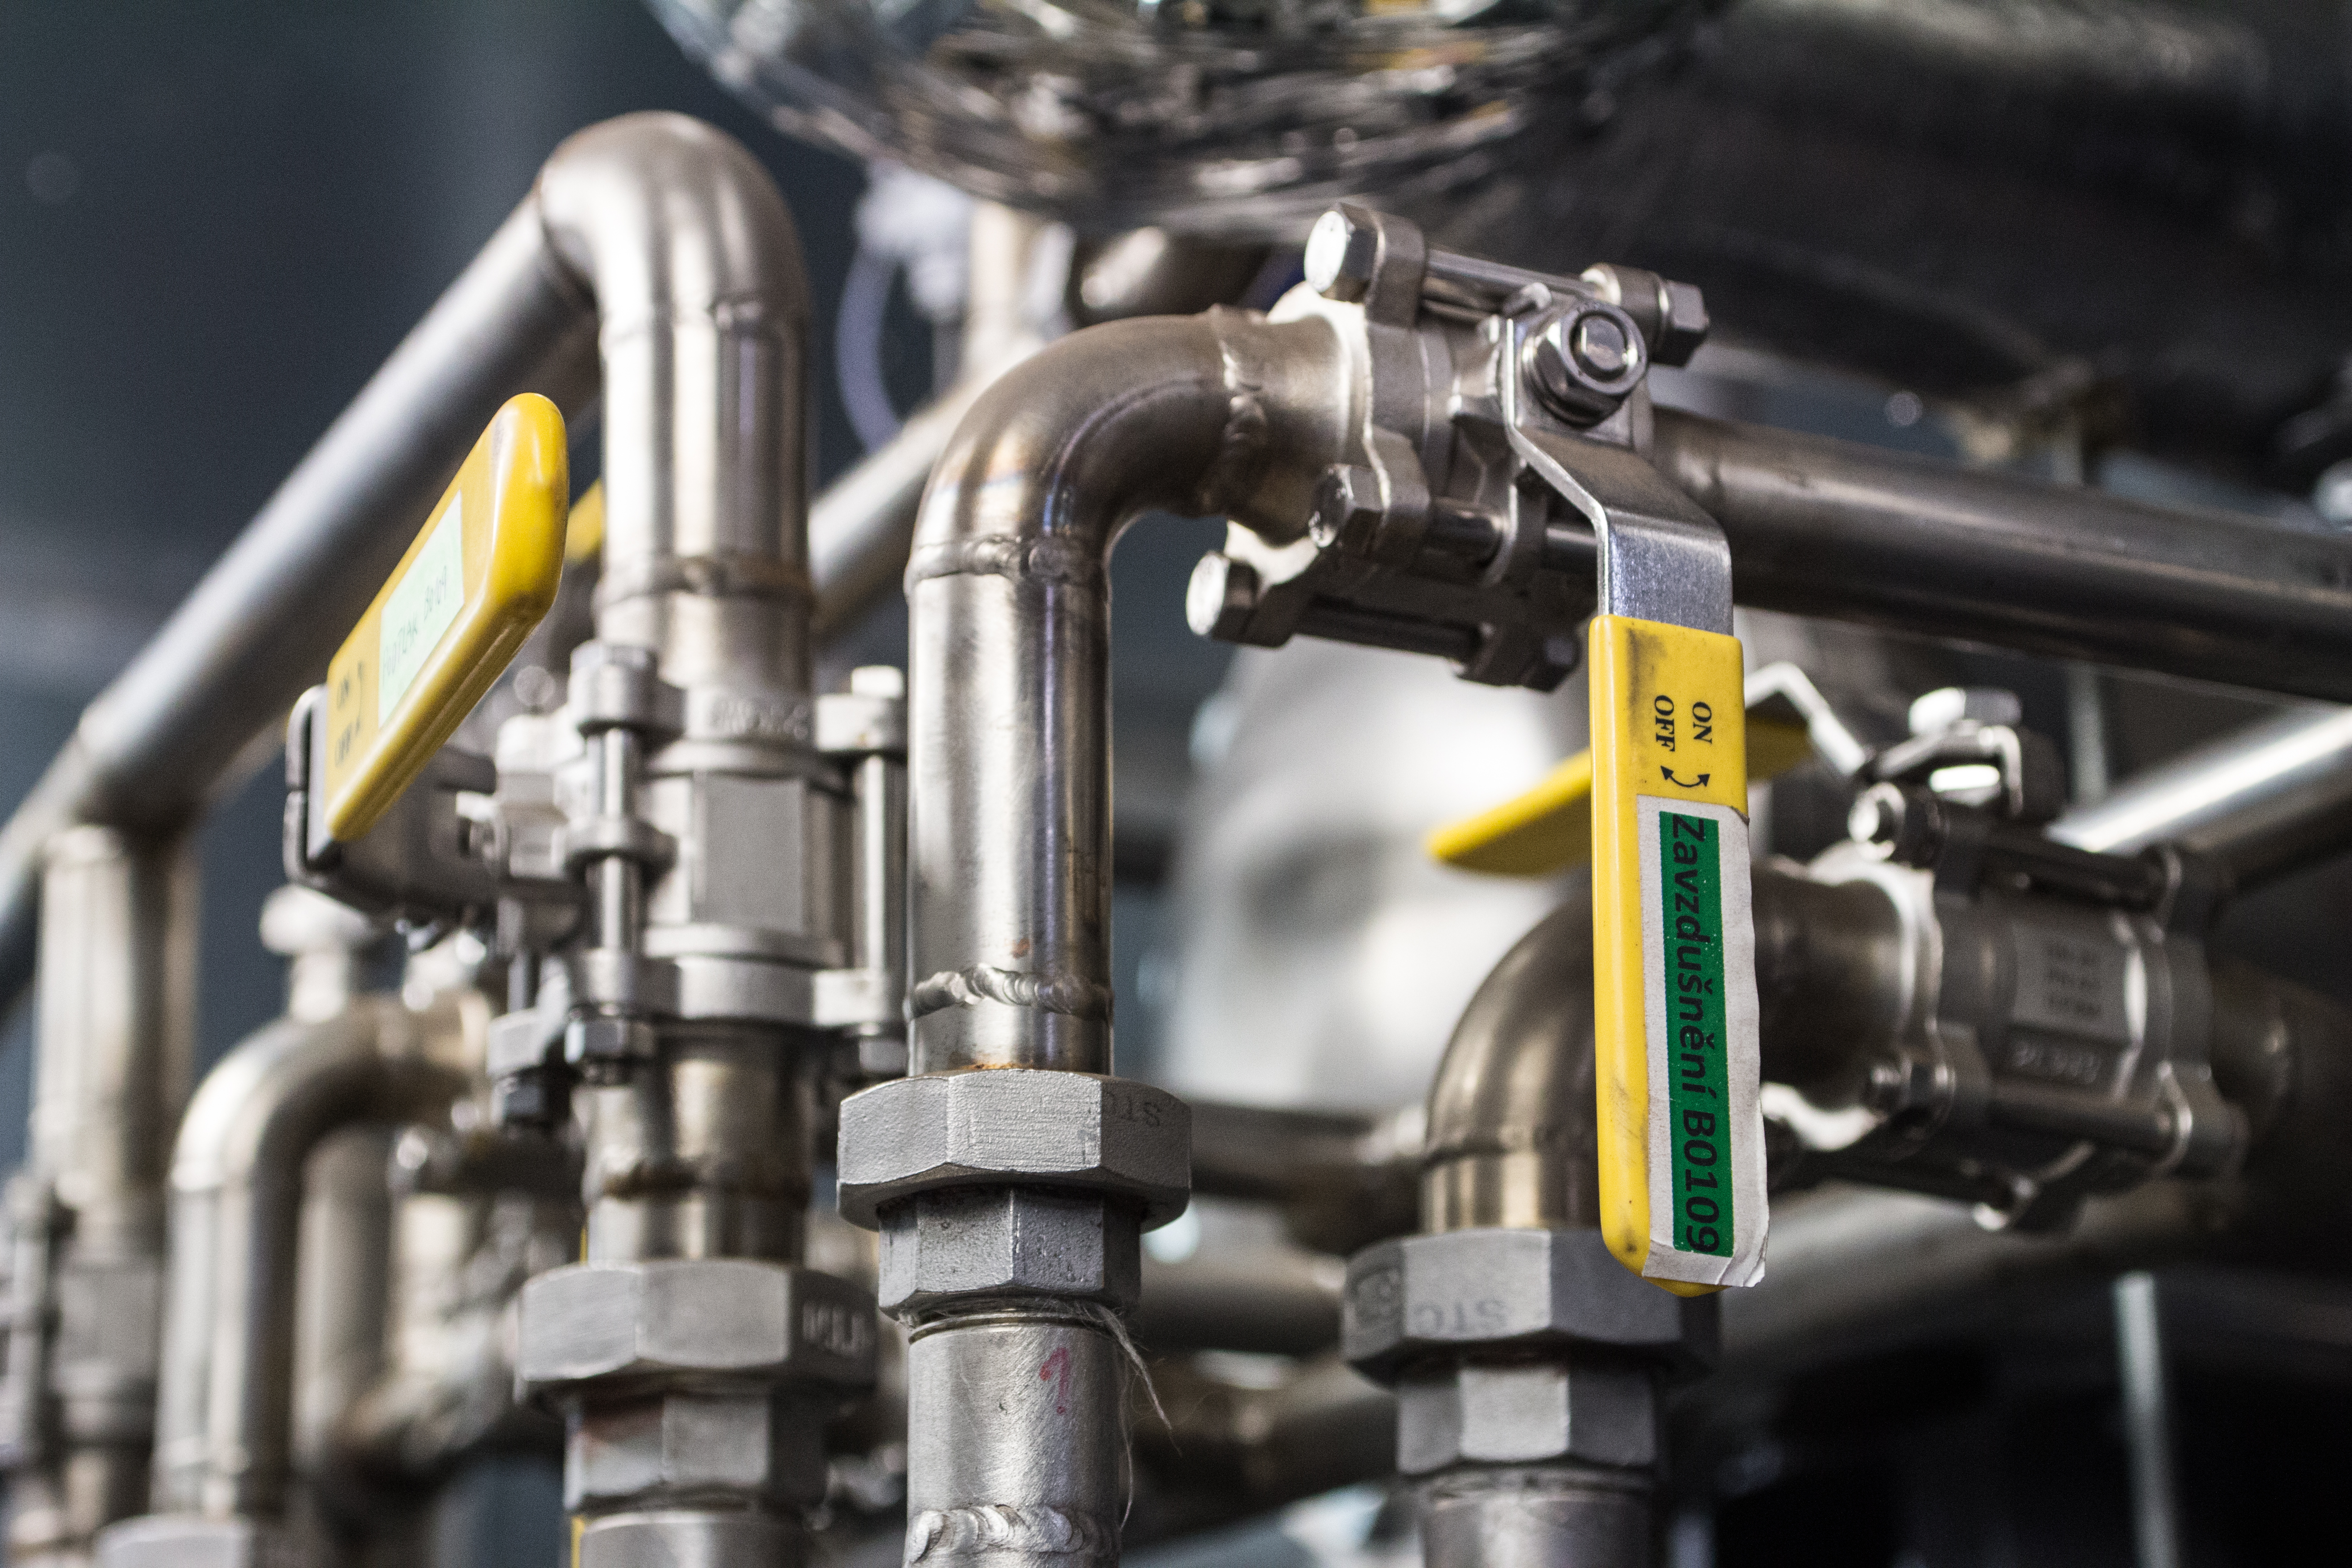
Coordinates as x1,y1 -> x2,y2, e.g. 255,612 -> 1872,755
0,175 -> 603,1018
1653,407 -> 2352,703
2050,704 -> 2352,884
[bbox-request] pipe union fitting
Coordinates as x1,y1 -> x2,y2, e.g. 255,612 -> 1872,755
836,1069 -> 1191,1229
879,1188 -> 1142,1315
566,1389 -> 830,1511
518,1259 -> 877,1399
1344,1229 -> 1716,1384
93,1516 -> 305,1568
1397,1359 -> 1657,1475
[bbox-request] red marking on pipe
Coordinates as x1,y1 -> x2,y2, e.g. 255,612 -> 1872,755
1040,1346 -> 1072,1414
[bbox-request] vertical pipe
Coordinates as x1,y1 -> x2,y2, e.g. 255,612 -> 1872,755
7,828 -> 195,1567
886,309 -> 1346,1568
2113,1271 -> 2182,1568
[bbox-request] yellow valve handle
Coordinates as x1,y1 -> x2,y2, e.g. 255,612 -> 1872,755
318,394 -> 568,843
1427,705 -> 1811,878
1588,615 -> 1766,1294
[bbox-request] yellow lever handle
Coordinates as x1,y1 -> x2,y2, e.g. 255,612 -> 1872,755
1586,614 -> 1766,1294
1427,706 -> 1810,878
317,394 -> 569,843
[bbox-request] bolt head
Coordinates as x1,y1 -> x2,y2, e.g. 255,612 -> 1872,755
1303,208 -> 1377,304
1572,313 -> 1633,377
1526,303 -> 1645,425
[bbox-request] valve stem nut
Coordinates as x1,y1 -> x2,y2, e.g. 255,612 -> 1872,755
1526,302 -> 1646,425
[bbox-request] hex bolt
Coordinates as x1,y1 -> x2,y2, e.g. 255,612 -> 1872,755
1303,207 -> 1378,304
1525,303 -> 1646,425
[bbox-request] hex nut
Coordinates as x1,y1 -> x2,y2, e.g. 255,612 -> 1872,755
1343,1228 -> 1716,1383
569,642 -> 684,737
566,1389 -> 828,1511
518,1259 -> 877,1398
1525,301 -> 1646,426
1396,1358 -> 1656,1476
879,1188 -> 1142,1315
836,1069 -> 1191,1229
1654,279 -> 1710,367
566,1015 -> 658,1068
1308,464 -> 1384,552
94,1516 -> 306,1568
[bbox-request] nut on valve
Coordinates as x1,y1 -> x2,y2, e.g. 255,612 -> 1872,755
1525,300 -> 1647,425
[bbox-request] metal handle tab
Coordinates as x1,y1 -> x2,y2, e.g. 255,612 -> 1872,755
1494,302 -> 1768,1290
1588,613 -> 1765,1294
316,394 -> 568,844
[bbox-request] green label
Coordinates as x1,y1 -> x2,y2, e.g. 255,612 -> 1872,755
1659,810 -> 1732,1258
378,496 -> 465,726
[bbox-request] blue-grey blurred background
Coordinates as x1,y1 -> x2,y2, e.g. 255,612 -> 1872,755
0,0 -> 1235,1161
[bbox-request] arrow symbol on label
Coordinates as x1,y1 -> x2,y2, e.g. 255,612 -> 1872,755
1661,766 -> 1710,787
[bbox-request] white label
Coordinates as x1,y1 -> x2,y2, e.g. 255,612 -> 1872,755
1637,794 -> 1768,1289
378,496 -> 464,726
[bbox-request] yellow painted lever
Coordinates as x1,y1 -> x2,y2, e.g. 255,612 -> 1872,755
317,394 -> 569,843
1427,707 -> 1813,878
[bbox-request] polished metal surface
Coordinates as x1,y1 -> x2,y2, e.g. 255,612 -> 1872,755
1652,407 -> 2352,701
0,193 -> 602,1013
1422,892 -> 1599,1235
6,828 -> 196,1567
653,0 -> 1702,234
1419,1465 -> 1650,1568
903,1314 -> 1126,1568
2114,1271 -> 2182,1568
837,1069 -> 1191,1228
1186,1101 -> 1419,1255
149,996 -> 470,1522
904,309 -> 1348,1076
2051,704 -> 2352,884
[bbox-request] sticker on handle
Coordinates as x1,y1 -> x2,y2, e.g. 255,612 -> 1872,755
1589,613 -> 1767,1294
318,393 -> 569,844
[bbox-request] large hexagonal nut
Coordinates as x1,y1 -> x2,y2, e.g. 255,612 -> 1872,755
1343,1228 -> 1715,1384
95,1516 -> 306,1568
567,1389 -> 828,1511
836,1069 -> 1191,1230
517,1259 -> 877,1400
1396,1358 -> 1656,1476
879,1187 -> 1142,1316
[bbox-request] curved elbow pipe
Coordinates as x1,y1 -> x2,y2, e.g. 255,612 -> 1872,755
905,309 -> 1350,1074
1421,887 -> 1601,1234
1419,865 -> 1908,1232
150,1001 -> 468,1522
534,113 -> 810,687
0,109 -> 808,1016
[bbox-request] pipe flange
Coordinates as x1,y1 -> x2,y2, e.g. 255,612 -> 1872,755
518,1259 -> 877,1401
1343,1228 -> 1716,1384
836,1069 -> 1191,1230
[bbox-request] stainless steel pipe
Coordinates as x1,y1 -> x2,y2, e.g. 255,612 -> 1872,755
906,309 -> 1346,1075
1383,887 -> 1670,1568
868,309 -> 1349,1568
1652,407 -> 2352,702
2051,704 -> 2352,883
0,198 -> 601,1012
146,999 -> 469,1527
3,828 -> 194,1568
